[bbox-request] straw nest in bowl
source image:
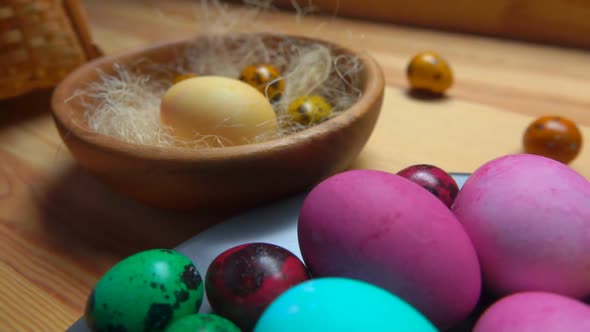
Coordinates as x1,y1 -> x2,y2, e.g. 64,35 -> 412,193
72,32 -> 364,149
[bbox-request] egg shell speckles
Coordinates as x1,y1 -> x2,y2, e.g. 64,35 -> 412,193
473,292 -> 590,332
297,169 -> 481,329
452,154 -> 590,299
85,249 -> 204,332
397,164 -> 459,208
205,243 -> 310,331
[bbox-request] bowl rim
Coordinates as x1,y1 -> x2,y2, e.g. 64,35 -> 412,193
51,33 -> 385,162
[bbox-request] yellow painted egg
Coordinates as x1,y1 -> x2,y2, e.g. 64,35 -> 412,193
239,64 -> 285,103
406,51 -> 453,94
287,95 -> 333,126
160,76 -> 278,146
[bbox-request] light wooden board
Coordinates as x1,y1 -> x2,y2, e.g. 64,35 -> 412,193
353,87 -> 590,173
0,0 -> 589,330
270,0 -> 590,49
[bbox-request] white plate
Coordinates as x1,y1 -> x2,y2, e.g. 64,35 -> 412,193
68,173 -> 471,331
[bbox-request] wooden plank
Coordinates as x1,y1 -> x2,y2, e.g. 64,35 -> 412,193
269,0 -> 590,49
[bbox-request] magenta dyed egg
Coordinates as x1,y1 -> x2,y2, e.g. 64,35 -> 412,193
205,243 -> 309,331
297,169 -> 481,329
397,164 -> 459,208
452,154 -> 590,299
474,292 -> 590,332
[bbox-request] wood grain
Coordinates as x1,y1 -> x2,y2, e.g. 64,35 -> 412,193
270,0 -> 590,49
0,0 -> 589,330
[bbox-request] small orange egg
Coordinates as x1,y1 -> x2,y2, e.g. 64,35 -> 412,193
406,51 -> 453,94
239,64 -> 285,103
287,95 -> 333,126
173,73 -> 198,84
523,115 -> 583,164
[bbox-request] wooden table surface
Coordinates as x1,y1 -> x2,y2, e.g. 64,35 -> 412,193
1,0 -> 589,330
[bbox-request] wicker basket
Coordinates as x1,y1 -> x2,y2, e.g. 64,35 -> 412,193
0,0 -> 100,100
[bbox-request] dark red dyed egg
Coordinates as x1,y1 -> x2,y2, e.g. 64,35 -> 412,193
205,243 -> 310,331
397,164 -> 459,208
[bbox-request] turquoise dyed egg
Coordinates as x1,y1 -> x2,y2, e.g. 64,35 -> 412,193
85,249 -> 204,332
165,314 -> 240,332
254,278 -> 438,332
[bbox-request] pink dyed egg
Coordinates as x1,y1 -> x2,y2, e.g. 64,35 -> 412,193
452,154 -> 590,299
297,169 -> 481,329
474,292 -> 590,332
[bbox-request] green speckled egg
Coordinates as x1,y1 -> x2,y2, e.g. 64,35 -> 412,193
85,249 -> 204,332
165,314 -> 241,332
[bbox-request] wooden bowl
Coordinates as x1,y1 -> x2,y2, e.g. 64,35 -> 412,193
51,34 -> 385,210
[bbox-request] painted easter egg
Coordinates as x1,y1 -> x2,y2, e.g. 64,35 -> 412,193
452,154 -> 590,299
297,169 -> 481,329
397,164 -> 459,208
474,292 -> 590,332
287,95 -> 333,126
164,314 -> 240,332
406,51 -> 453,94
205,243 -> 310,330
254,278 -> 438,332
160,76 -> 278,145
239,64 -> 285,103
85,249 -> 204,332
523,115 -> 582,164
